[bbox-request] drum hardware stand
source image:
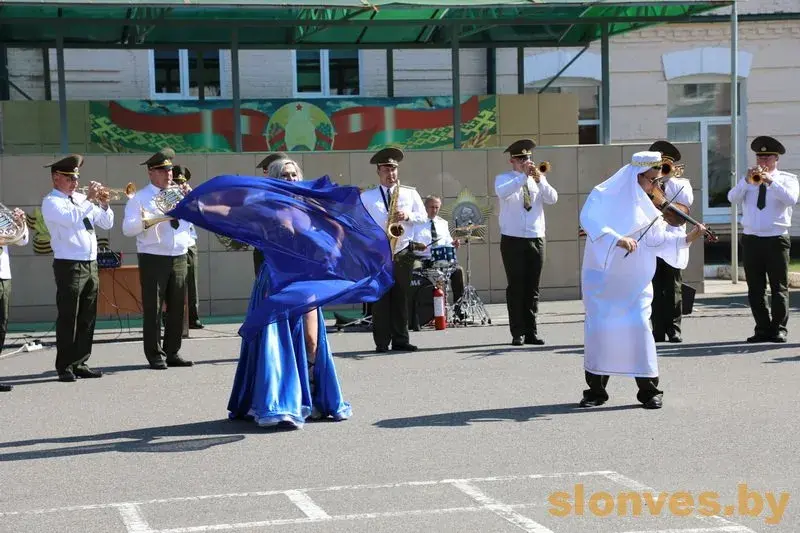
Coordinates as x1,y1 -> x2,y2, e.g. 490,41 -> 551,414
334,303 -> 373,332
451,225 -> 491,327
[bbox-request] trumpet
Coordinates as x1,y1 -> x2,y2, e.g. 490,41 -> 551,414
747,165 -> 767,185
527,161 -> 551,177
76,182 -> 137,203
142,186 -> 187,229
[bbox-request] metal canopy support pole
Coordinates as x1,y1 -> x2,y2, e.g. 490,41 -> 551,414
386,48 -> 394,98
486,47 -> 496,94
516,46 -> 524,94
56,35 -> 68,154
0,45 -> 9,101
730,1 -> 739,283
600,24 -> 611,145
452,25 -> 461,149
231,29 -> 242,153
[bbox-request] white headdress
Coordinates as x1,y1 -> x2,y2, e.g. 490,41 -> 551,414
579,151 -> 663,242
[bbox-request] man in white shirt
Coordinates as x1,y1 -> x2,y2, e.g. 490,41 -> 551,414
410,195 -> 465,328
122,148 -> 194,369
360,147 -> 427,353
0,207 -> 29,392
494,139 -> 558,346
173,165 -> 203,329
727,136 -> 799,343
41,154 -> 113,382
649,141 -> 693,343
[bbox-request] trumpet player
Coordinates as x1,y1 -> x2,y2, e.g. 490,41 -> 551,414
0,206 -> 28,392
41,154 -> 113,383
727,136 -> 799,343
360,147 -> 427,353
495,139 -> 558,346
649,140 -> 693,344
122,148 -> 194,369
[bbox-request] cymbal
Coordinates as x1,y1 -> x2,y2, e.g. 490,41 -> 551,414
452,224 -> 487,234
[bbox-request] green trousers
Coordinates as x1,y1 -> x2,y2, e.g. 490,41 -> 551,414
371,249 -> 414,348
0,278 -> 10,351
53,260 -> 99,373
742,234 -> 791,336
186,245 -> 200,323
138,253 -> 187,364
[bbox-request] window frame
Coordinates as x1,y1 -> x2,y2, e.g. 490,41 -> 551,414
147,49 -> 227,100
290,49 -> 364,98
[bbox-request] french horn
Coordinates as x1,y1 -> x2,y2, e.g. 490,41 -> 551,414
0,203 -> 27,246
142,186 -> 187,229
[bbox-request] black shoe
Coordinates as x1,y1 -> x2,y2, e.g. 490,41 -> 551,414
511,337 -> 523,346
375,346 -> 389,353
769,332 -> 787,343
392,343 -> 418,352
189,321 -> 204,330
74,365 -> 103,379
578,397 -> 606,408
149,361 -> 168,370
747,334 -> 771,343
166,356 -> 194,367
58,370 -> 76,382
0,383 -> 13,392
667,333 -> 682,343
643,395 -> 663,409
524,335 -> 545,345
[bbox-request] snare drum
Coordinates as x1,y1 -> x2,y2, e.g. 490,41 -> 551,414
431,245 -> 456,266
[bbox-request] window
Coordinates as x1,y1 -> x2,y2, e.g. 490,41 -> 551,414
667,81 -> 744,218
149,50 -> 222,99
292,50 -> 361,97
527,84 -> 600,145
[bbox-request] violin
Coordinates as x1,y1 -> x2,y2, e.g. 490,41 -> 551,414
648,184 -> 718,243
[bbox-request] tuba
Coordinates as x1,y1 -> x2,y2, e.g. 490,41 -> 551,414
385,183 -> 404,254
142,186 -> 187,229
0,203 -> 27,246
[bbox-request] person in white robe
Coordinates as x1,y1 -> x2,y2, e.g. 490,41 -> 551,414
578,151 -> 706,409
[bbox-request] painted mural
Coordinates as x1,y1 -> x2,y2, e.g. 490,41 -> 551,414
89,95 -> 496,154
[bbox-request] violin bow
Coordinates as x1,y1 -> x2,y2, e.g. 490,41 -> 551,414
624,185 -> 684,258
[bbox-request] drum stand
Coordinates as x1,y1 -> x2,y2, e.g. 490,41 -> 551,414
451,236 -> 492,326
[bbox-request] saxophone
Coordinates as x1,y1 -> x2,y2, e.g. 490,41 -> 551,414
385,183 -> 404,254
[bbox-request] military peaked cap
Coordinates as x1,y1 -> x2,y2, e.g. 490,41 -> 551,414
44,154 -> 84,176
141,147 -> 176,170
751,136 -> 785,155
649,140 -> 682,162
504,139 -> 536,158
370,147 -> 404,167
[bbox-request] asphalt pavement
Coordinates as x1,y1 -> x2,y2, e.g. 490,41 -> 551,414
0,280 -> 797,533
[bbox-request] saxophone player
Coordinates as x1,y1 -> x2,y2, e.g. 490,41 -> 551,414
360,148 -> 427,353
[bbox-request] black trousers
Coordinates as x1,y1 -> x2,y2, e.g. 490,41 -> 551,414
186,245 -> 200,323
500,235 -> 545,338
139,253 -> 187,364
583,371 -> 663,404
253,249 -> 265,277
53,259 -> 99,373
0,279 -> 10,352
372,249 -> 414,348
651,258 -> 682,340
742,234 -> 791,336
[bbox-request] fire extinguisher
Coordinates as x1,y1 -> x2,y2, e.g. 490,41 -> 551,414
433,286 -> 446,330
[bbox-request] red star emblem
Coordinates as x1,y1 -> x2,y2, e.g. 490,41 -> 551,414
296,104 -> 302,111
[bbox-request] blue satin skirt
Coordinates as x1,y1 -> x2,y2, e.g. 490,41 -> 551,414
227,273 -> 352,428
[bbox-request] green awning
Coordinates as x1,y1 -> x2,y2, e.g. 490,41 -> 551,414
0,1 -> 733,49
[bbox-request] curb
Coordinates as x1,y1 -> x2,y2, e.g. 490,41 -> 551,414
703,264 -> 800,288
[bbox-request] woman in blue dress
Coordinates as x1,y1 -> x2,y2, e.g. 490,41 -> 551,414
226,158 -> 352,429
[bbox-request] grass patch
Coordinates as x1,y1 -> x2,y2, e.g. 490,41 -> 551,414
791,259 -> 800,272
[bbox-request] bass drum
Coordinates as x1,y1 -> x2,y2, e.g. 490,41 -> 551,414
407,271 -> 434,329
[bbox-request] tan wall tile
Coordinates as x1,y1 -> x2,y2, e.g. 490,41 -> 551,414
539,134 -> 579,147
206,154 -> 258,180
209,298 -> 249,317
543,194 -> 580,243
533,146 -> 579,195
538,93 -> 579,135
578,145 -> 624,194
497,94 -> 539,136
442,150 -> 488,198
541,240 -> 580,289
208,251 -> 256,301
301,152 -> 352,185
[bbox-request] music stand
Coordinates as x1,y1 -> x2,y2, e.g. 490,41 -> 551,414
450,223 -> 492,326
334,303 -> 373,332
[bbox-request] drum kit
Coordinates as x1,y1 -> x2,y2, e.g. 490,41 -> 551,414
409,223 -> 492,329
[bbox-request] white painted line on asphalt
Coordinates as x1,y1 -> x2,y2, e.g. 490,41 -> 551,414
613,527 -> 753,533
116,503 -> 153,533
600,472 -> 756,533
283,490 -> 330,520
451,481 -> 555,533
0,471 -> 615,517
